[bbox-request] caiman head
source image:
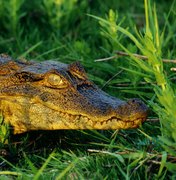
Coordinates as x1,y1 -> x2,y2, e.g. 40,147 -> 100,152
0,54 -> 148,134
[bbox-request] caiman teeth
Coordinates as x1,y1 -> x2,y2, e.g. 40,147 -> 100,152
57,110 -> 145,129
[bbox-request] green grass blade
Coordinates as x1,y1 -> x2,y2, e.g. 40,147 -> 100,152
18,41 -> 42,58
157,151 -> 167,178
55,158 -> 78,180
33,150 -> 55,180
23,153 -> 38,174
35,45 -> 66,59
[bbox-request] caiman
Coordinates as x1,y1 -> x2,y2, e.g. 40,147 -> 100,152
0,54 -> 148,134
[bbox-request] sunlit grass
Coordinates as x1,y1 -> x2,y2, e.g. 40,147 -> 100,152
90,0 -> 176,156
0,114 -> 9,144
0,0 -> 176,179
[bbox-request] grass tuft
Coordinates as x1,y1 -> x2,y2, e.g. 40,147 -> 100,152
0,0 -> 176,178
0,114 -> 9,144
91,0 -> 176,158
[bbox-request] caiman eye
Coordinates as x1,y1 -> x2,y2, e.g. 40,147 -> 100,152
47,74 -> 67,88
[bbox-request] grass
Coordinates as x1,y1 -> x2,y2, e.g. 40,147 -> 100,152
0,0 -> 176,179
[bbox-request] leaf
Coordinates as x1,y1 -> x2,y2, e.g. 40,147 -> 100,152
157,151 -> 167,177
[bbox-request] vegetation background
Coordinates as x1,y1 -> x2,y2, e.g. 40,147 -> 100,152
0,0 -> 176,179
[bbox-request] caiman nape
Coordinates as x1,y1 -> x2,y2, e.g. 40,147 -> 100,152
0,54 -> 148,134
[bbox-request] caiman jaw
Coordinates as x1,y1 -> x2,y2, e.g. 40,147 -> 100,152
51,111 -> 147,129
0,95 -> 147,134
42,98 -> 148,130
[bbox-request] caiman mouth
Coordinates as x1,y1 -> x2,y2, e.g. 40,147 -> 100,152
32,97 -> 148,130
1,96 -> 147,132
55,110 -> 147,129
48,98 -> 148,130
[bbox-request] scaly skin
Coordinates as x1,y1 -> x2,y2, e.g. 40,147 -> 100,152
0,54 -> 148,134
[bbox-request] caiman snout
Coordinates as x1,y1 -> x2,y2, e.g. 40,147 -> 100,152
116,98 -> 148,117
90,96 -> 148,130
110,98 -> 148,128
79,87 -> 148,126
81,86 -> 148,130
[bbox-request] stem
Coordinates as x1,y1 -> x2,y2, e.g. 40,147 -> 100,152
95,51 -> 176,63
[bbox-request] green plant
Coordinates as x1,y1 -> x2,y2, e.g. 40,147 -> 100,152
42,0 -> 77,30
90,0 -> 176,157
3,0 -> 25,36
0,0 -> 176,178
0,0 -> 4,19
99,9 -> 124,51
0,113 -> 9,144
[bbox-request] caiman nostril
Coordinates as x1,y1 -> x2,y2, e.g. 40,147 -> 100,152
128,98 -> 141,105
127,98 -> 147,109
116,98 -> 148,117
